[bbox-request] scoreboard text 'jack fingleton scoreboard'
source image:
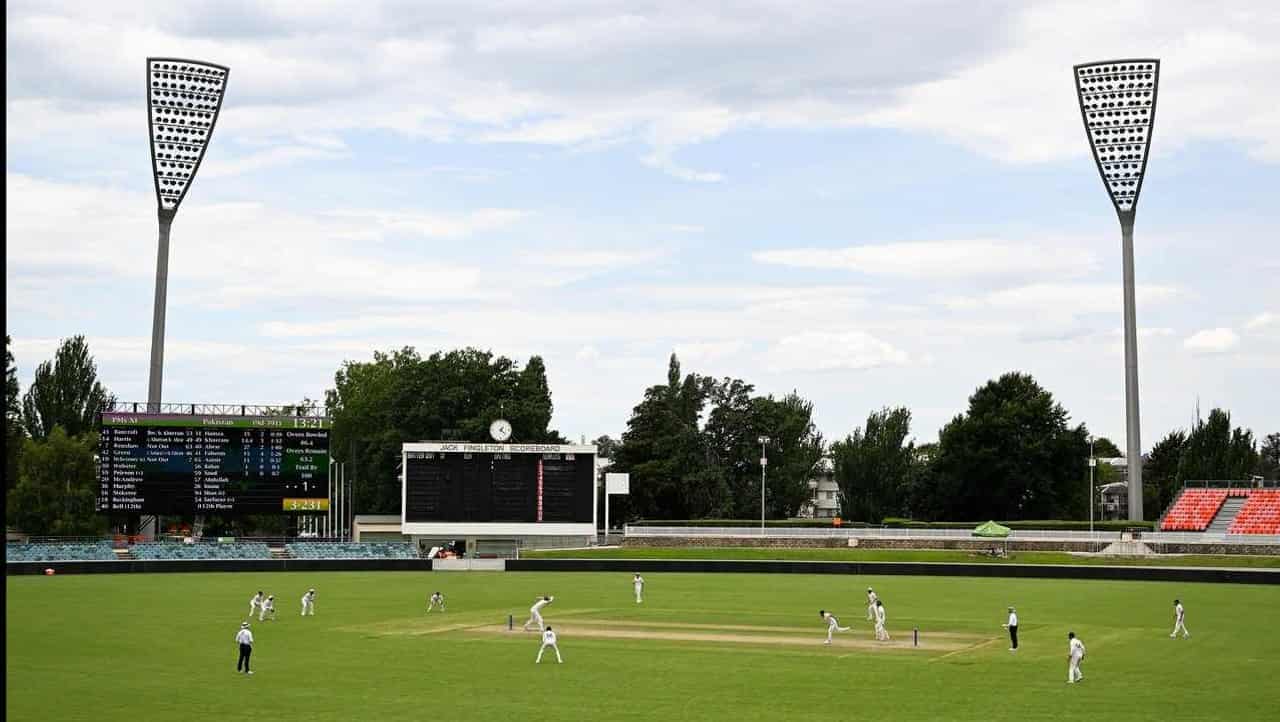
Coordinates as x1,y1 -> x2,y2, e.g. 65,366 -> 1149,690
97,413 -> 331,514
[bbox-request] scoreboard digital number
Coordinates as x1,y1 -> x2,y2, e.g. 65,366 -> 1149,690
96,413 -> 331,515
401,443 -> 596,532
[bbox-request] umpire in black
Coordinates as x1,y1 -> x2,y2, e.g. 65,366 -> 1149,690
235,622 -> 255,674
1003,606 -> 1018,652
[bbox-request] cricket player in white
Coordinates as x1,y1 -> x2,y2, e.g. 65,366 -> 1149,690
874,600 -> 890,641
249,591 -> 264,618
259,595 -> 276,622
633,574 -> 645,604
1067,632 -> 1085,683
866,588 -> 879,621
536,626 -> 563,664
427,591 -> 446,613
820,610 -> 851,645
1170,599 -> 1190,639
523,596 -> 554,631
301,588 -> 316,616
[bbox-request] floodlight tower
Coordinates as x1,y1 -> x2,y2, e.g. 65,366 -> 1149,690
1072,59 -> 1160,521
145,57 -> 230,411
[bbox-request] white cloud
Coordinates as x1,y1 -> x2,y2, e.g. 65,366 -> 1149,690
1184,327 -> 1240,354
764,331 -> 910,373
946,283 -> 1180,313
1245,312 -> 1278,331
754,239 -> 1098,279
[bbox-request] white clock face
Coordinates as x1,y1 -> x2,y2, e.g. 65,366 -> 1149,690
490,419 -> 512,442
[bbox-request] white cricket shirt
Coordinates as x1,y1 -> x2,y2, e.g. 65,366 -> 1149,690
1069,638 -> 1085,658
235,629 -> 253,645
542,629 -> 557,645
1175,603 -> 1184,621
1008,612 -> 1018,627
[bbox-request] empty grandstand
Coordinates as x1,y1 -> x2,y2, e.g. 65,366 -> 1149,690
129,541 -> 272,560
285,542 -> 419,559
1160,483 -> 1280,534
5,542 -> 117,562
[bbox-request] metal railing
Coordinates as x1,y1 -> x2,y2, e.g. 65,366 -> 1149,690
624,526 -> 1125,541
1182,479 -> 1277,489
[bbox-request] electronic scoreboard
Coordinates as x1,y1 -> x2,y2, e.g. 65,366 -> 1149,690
401,442 -> 596,535
96,412 -> 331,514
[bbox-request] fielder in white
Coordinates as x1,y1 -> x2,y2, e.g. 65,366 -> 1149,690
866,587 -> 879,621
536,626 -> 563,664
300,588 -> 316,616
249,591 -> 264,618
633,574 -> 645,604
1170,599 -> 1190,639
259,595 -> 277,622
1067,632 -> 1086,683
820,610 -> 851,645
523,596 -> 554,631
427,591 -> 446,613
874,600 -> 890,641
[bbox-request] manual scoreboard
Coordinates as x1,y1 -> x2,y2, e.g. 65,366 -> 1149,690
401,442 -> 596,535
96,412 -> 331,514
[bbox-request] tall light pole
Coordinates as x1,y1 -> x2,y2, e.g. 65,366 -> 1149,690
1073,59 -> 1160,521
145,58 -> 230,411
1088,436 -> 1096,536
758,436 -> 770,534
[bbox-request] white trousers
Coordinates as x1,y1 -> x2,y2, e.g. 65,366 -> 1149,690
867,604 -> 875,620
428,600 -> 444,612
875,623 -> 889,640
536,642 -> 562,663
635,588 -> 643,603
301,600 -> 314,616
250,603 -> 259,617
524,611 -> 544,631
1068,655 -> 1083,682
1172,620 -> 1189,637
259,607 -> 275,621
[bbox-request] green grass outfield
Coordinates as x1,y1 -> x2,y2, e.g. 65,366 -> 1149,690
7,571 -> 1280,721
525,546 -> 1280,567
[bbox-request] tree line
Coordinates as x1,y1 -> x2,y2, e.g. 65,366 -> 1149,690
6,337 -> 1278,534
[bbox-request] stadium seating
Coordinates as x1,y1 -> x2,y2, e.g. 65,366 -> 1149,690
1159,489 -> 1229,531
1228,489 -> 1280,535
4,542 -> 117,562
285,542 -> 419,559
129,542 -> 272,560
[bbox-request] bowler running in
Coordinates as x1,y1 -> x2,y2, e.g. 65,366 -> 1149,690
820,610 -> 851,645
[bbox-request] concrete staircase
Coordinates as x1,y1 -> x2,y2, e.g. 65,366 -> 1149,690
269,547 -> 292,560
1206,497 -> 1247,534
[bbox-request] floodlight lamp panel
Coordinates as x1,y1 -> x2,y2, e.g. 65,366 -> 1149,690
1073,59 -> 1160,216
146,57 -> 230,214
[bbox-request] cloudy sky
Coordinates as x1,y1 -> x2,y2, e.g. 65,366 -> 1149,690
6,0 -> 1278,449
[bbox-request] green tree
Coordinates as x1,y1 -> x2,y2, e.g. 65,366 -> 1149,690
831,407 -> 914,523
325,346 -> 563,514
1145,430 -> 1187,518
752,391 -> 825,518
1175,409 -> 1258,482
592,435 -> 621,460
927,372 -> 1090,521
6,336 -> 24,491
1255,433 -> 1279,480
6,427 -> 107,535
1091,437 -> 1122,458
612,354 -> 712,519
21,335 -> 115,440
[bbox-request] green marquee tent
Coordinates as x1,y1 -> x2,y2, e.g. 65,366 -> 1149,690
972,520 -> 1011,538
